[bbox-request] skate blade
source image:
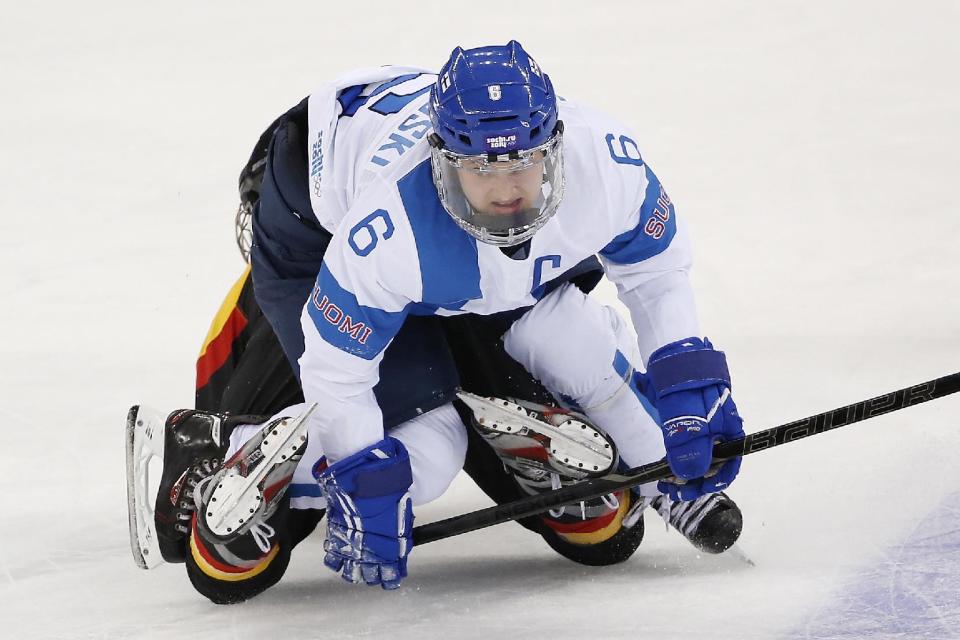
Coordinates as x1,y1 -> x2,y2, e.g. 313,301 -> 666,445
202,403 -> 316,538
125,405 -> 166,570
727,543 -> 756,567
457,391 -> 616,477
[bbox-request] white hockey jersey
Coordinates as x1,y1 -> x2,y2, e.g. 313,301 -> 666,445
298,67 -> 700,461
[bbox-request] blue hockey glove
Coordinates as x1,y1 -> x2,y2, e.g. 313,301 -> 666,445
315,437 -> 414,590
645,337 -> 744,501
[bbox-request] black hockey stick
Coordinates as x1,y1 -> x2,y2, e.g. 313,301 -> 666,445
412,371 -> 960,546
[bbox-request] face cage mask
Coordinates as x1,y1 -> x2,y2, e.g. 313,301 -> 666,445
429,128 -> 565,247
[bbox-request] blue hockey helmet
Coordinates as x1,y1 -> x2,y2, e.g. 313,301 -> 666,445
428,41 -> 565,246
429,40 -> 559,155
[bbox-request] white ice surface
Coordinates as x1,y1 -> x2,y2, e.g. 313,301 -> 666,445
1,2 -> 959,638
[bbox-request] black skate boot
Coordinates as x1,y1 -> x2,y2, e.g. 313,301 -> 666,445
458,391 -> 645,566
179,406 -> 315,605
125,406 -> 267,568
155,409 -> 277,563
648,492 -> 743,554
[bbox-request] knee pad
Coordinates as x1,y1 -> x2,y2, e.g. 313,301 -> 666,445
390,403 -> 468,505
504,283 -> 638,407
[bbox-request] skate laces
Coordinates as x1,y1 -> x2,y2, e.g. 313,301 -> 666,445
623,495 -> 660,529
548,473 -> 564,518
250,521 -> 276,554
668,494 -> 718,537
170,459 -> 222,534
192,474 -> 216,512
192,473 -> 276,552
547,472 -> 620,520
627,494 -> 722,537
624,494 -> 711,533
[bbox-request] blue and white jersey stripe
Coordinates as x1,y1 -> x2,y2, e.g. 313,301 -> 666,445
397,161 -> 482,310
306,264 -> 410,360
600,164 -> 677,265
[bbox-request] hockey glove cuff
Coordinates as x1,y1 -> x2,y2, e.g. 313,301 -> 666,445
315,437 -> 414,590
645,337 -> 744,501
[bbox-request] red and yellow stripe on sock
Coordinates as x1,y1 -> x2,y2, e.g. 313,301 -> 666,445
544,490 -> 632,546
196,266 -> 251,390
189,514 -> 278,583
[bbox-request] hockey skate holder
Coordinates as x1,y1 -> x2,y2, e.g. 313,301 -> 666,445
200,404 -> 316,540
125,406 -> 167,570
457,391 -> 617,479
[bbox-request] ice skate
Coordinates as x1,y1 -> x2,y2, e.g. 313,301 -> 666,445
193,404 -> 316,545
457,391 -> 618,480
126,406 -> 260,569
459,392 -> 642,563
646,492 -> 743,554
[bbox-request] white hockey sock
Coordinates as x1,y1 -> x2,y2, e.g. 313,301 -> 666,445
225,402 -> 467,510
581,379 -> 665,498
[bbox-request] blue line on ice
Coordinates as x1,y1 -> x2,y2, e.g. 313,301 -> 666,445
786,490 -> 960,640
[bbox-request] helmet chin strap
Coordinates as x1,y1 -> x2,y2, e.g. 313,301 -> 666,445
499,239 -> 532,260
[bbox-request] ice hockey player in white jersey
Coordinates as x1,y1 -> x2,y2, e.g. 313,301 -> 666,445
126,41 -> 746,603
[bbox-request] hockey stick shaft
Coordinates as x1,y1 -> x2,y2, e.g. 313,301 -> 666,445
412,371 -> 960,546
